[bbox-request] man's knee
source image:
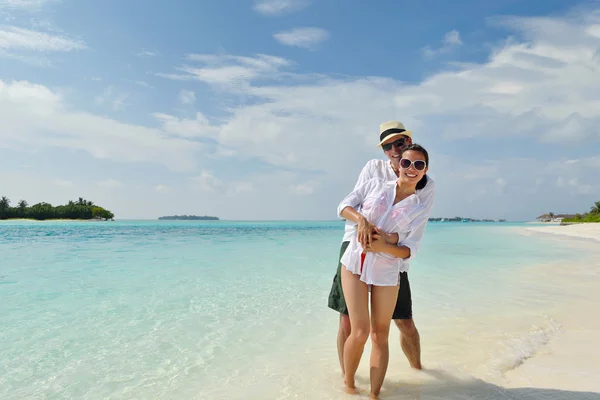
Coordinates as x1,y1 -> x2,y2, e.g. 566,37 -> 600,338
339,313 -> 351,336
394,318 -> 417,336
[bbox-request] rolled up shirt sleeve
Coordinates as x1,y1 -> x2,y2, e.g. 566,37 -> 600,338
337,178 -> 381,219
418,177 -> 436,217
399,210 -> 429,260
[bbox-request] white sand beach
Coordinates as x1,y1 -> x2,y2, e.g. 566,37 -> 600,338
524,223 -> 600,242
500,223 -> 600,397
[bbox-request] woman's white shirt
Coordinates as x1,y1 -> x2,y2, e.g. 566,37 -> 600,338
337,178 -> 426,286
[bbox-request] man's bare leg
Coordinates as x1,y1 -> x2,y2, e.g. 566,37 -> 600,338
394,319 -> 422,370
337,313 -> 351,376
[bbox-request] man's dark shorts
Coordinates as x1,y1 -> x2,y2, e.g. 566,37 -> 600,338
327,241 -> 413,320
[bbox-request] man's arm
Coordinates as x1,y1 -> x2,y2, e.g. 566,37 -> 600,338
351,160 -> 375,192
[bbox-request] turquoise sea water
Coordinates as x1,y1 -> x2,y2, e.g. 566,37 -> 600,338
0,220 -> 594,399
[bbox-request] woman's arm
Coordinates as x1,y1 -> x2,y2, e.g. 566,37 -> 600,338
337,178 -> 383,248
365,237 -> 411,259
372,227 -> 399,244
340,206 -> 375,248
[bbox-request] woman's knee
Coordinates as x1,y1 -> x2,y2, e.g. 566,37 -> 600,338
350,322 -> 370,344
370,324 -> 391,346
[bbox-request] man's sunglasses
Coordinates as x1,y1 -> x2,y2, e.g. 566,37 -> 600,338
381,138 -> 407,151
400,159 -> 427,171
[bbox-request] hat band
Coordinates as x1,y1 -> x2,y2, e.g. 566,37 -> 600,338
380,128 -> 406,142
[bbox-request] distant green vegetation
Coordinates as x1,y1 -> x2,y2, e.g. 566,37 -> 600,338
562,201 -> 600,223
0,196 -> 114,221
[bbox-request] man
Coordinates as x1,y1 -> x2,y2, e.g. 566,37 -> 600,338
328,120 -> 436,374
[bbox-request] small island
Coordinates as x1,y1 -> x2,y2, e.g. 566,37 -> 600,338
428,217 -> 506,222
0,196 -> 114,221
158,215 -> 219,221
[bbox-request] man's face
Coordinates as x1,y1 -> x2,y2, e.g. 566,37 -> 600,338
382,135 -> 412,169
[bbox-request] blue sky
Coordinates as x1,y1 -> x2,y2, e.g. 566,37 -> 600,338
1,0 -> 599,220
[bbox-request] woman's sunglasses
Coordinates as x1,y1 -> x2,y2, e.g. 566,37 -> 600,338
400,159 -> 427,171
381,138 -> 407,151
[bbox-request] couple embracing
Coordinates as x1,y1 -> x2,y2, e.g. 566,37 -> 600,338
328,121 -> 435,398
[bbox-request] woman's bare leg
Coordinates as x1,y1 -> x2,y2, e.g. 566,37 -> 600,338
340,265 -> 370,394
369,284 -> 399,398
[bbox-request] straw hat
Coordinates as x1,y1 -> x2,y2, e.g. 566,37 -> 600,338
376,121 -> 413,147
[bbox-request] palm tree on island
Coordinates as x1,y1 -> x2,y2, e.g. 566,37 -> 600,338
0,196 -> 114,221
559,200 -> 600,224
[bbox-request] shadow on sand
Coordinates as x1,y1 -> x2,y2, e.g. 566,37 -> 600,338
351,368 -> 600,399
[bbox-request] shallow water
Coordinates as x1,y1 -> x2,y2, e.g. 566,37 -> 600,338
0,220 -> 597,399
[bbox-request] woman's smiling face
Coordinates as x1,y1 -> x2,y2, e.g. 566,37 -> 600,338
397,149 -> 428,186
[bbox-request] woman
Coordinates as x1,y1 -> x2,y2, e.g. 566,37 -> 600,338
337,144 -> 430,398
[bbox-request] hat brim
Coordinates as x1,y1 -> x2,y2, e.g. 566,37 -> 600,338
377,131 -> 412,147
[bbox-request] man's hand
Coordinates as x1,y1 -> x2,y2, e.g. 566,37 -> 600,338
357,216 -> 375,248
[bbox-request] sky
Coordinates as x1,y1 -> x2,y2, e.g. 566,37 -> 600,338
1,0 -> 599,221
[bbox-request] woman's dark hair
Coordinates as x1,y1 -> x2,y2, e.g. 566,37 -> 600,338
402,143 -> 429,190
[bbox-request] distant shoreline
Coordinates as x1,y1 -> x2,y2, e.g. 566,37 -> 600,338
0,218 -> 108,222
158,215 -> 219,221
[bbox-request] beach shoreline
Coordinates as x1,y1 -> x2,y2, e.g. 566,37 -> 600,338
522,222 -> 600,242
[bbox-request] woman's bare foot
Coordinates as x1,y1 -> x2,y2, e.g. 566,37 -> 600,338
344,385 -> 359,395
369,393 -> 380,400
343,377 -> 359,395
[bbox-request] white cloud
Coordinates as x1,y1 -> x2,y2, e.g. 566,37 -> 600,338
0,26 -> 85,51
253,0 -> 310,15
158,53 -> 291,87
235,182 -> 254,194
273,27 -> 329,49
422,29 -> 463,58
98,179 -> 124,188
0,79 -> 202,172
290,181 -> 317,196
155,185 -> 170,193
0,0 -> 52,9
191,170 -> 226,193
128,80 -> 154,89
94,87 -> 130,111
178,89 -> 196,105
153,112 -> 216,138
190,171 -> 258,196
0,49 -> 50,66
136,50 -> 156,57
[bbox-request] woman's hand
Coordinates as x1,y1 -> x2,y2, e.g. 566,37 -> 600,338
357,216 -> 375,248
372,227 -> 399,244
364,236 -> 389,253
